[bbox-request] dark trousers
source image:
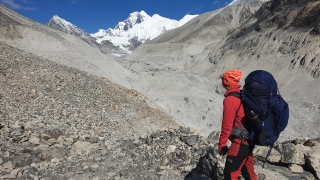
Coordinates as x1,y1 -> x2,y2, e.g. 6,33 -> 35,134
223,140 -> 256,180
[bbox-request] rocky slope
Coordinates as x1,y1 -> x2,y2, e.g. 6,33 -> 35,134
0,41 -> 179,179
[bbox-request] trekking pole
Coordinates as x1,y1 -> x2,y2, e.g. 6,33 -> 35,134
262,145 -> 273,169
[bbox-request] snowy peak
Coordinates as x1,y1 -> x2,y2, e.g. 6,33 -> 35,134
177,14 -> 198,26
47,15 -> 99,47
116,10 -> 149,31
90,11 -> 198,54
47,15 -> 84,35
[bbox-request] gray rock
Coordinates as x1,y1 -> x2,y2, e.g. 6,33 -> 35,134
10,168 -> 22,176
161,157 -> 170,166
305,143 -> 320,179
166,145 -> 176,154
39,147 -> 69,160
277,143 -> 305,165
70,141 -> 99,155
0,161 -> 14,173
253,146 -> 281,163
29,136 -> 40,145
181,135 -> 199,146
24,121 -> 37,131
207,131 -> 220,145
288,164 -> 304,173
185,147 -> 224,180
0,174 -> 16,179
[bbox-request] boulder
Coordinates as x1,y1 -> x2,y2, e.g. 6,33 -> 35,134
305,143 -> 320,179
276,143 -> 305,165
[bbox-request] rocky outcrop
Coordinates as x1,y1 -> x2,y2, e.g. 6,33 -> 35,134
214,0 -> 320,79
99,40 -> 122,54
289,1 -> 320,28
186,133 -> 319,180
305,141 -> 320,179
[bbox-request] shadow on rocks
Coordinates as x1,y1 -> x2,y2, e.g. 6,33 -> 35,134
184,147 -> 224,180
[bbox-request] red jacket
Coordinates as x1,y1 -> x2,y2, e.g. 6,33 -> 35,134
218,85 -> 246,150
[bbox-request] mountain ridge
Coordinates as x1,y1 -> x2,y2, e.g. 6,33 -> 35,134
46,10 -> 197,56
90,11 -> 198,54
46,15 -> 99,48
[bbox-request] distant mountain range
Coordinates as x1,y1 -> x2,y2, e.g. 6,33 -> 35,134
46,11 -> 197,56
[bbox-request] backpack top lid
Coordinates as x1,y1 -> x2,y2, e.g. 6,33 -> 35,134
244,70 -> 278,97
243,70 -> 278,115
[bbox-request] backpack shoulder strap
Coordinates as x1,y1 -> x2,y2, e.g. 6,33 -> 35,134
227,91 -> 242,116
226,92 -> 243,125
227,91 -> 250,141
227,92 -> 241,99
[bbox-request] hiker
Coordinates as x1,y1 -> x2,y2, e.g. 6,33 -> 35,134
218,69 -> 257,180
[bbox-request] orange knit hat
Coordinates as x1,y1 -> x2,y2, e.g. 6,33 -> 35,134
222,69 -> 242,87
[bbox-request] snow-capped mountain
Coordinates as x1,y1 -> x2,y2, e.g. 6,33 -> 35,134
46,12 -> 197,56
47,15 -> 99,47
90,11 -> 198,54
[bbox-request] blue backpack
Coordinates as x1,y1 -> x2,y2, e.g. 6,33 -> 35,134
231,70 -> 289,146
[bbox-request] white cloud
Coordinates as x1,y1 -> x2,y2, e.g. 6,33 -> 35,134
24,7 -> 37,10
213,1 -> 219,5
1,0 -> 22,9
0,0 -> 38,10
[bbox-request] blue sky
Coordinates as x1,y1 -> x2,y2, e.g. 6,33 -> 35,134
1,0 -> 233,34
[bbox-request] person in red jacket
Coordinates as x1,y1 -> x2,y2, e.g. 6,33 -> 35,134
218,69 -> 257,180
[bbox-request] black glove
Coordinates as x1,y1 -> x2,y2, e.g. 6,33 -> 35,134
219,146 -> 229,156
